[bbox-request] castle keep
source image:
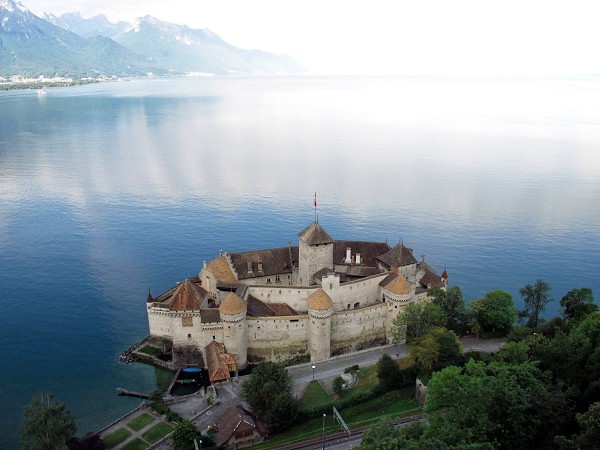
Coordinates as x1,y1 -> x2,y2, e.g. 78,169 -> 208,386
146,221 -> 447,381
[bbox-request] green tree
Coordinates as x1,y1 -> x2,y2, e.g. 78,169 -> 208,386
555,401 -> 600,449
494,340 -> 530,364
470,290 -> 517,334
241,361 -> 299,432
391,301 -> 446,342
376,353 -> 401,390
21,393 -> 77,450
428,286 -> 470,334
425,359 -> 576,449
410,328 -> 462,374
519,279 -> 553,328
172,420 -> 199,450
332,376 -> 346,397
68,432 -> 105,450
561,288 -> 597,322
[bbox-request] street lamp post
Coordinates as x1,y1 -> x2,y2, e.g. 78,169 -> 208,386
322,413 -> 326,449
312,365 -> 316,382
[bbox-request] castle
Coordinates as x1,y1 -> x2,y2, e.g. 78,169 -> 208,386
146,221 -> 447,382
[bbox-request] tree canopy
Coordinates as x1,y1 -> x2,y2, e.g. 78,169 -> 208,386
518,279 -> 553,328
428,286 -> 470,334
470,290 -> 517,334
362,283 -> 600,450
172,420 -> 199,450
376,353 -> 402,390
21,393 -> 77,450
410,327 -> 463,375
391,301 -> 446,342
241,361 -> 300,433
560,288 -> 597,322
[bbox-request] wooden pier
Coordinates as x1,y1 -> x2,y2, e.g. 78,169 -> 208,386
116,387 -> 150,399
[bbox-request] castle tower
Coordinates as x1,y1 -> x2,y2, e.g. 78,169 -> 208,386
219,293 -> 248,370
298,222 -> 334,286
307,288 -> 333,362
381,274 -> 413,343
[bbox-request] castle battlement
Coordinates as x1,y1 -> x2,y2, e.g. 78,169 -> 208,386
146,221 -> 447,377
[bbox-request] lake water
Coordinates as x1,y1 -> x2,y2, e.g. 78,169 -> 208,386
1,75 -> 599,448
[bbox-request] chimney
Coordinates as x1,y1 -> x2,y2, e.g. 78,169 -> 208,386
356,253 -> 361,265
392,266 -> 398,275
203,260 -> 207,269
247,260 -> 253,275
345,247 -> 352,264
219,250 -> 223,257
258,261 -> 263,273
421,254 -> 425,264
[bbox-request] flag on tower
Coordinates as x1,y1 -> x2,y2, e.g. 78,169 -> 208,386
314,191 -> 317,208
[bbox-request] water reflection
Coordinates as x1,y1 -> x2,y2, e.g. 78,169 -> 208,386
1,77 -> 599,230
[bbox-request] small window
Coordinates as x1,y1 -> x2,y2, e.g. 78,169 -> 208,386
187,334 -> 192,339
266,278 -> 271,283
212,335 -> 215,340
275,275 -> 280,282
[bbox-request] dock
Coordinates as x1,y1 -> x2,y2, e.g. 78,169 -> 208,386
116,387 -> 150,399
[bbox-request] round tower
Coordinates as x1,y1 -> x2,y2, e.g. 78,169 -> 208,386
307,288 -> 333,362
219,293 -> 248,370
381,274 -> 413,343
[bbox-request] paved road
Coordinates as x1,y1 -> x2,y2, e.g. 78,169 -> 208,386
288,336 -> 504,398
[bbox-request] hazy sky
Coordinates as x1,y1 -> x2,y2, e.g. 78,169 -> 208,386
21,0 -> 600,76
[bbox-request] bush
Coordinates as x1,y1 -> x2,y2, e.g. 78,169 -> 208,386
150,402 -> 182,423
344,364 -> 360,374
333,376 -> 346,397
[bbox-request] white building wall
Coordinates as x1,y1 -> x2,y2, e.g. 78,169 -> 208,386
172,313 -> 204,347
148,308 -> 173,339
237,273 -> 293,286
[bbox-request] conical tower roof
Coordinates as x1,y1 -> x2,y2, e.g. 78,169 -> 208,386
298,222 -> 334,246
306,288 -> 333,311
383,274 -> 412,295
219,293 -> 247,315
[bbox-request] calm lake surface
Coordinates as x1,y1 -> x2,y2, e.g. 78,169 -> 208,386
1,75 -> 599,447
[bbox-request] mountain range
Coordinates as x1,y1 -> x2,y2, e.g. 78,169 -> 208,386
0,0 -> 306,78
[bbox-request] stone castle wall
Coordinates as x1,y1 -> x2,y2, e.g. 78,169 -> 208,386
246,315 -> 309,361
248,285 -> 318,312
322,273 -> 389,311
331,303 -> 387,352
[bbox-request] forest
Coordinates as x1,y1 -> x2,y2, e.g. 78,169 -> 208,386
359,281 -> 599,449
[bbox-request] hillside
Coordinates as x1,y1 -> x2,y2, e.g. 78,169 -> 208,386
0,0 -> 306,79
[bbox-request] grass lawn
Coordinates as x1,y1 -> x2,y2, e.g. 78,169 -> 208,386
121,438 -> 149,450
251,387 -> 421,449
352,365 -> 379,394
138,345 -> 161,356
299,381 -> 331,409
141,422 -> 174,444
127,413 -> 156,432
103,428 -> 132,449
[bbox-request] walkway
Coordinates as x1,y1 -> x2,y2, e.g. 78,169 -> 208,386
98,336 -> 504,448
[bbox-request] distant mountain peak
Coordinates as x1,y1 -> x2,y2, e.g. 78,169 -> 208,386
1,0 -> 306,78
1,0 -> 28,14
